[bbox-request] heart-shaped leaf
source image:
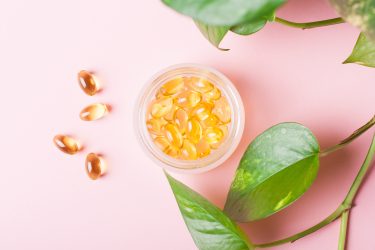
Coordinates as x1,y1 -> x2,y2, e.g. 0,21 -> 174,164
162,0 -> 285,27
330,0 -> 375,41
194,20 -> 229,50
166,173 -> 254,250
224,123 -> 320,222
344,32 -> 375,67
231,13 -> 274,36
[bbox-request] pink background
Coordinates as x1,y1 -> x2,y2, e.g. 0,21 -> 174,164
0,0 -> 374,249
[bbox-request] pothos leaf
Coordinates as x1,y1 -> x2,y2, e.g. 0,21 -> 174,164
230,13 -> 274,36
344,32 -> 375,67
224,123 -> 320,222
194,20 -> 229,50
162,0 -> 285,27
330,0 -> 375,41
166,173 -> 254,250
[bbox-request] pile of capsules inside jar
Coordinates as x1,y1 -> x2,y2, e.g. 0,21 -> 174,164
146,76 -> 232,160
53,70 -> 108,180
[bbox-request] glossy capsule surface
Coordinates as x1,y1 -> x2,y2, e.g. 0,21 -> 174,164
145,76 -> 232,160
53,134 -> 81,155
85,153 -> 107,180
78,70 -> 100,96
80,103 -> 109,121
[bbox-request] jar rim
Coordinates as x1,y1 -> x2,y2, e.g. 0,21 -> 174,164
135,63 -> 245,174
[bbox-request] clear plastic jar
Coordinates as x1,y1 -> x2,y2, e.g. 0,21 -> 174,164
135,64 -> 245,174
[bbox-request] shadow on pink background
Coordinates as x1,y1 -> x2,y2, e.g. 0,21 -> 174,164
0,0 -> 373,249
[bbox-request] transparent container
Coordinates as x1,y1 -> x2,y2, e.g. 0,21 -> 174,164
135,64 -> 245,174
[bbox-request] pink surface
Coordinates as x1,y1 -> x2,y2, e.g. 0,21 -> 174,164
0,0 -> 374,249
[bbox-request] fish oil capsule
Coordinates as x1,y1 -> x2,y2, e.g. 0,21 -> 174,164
200,114 -> 220,128
181,140 -> 198,160
85,153 -> 107,180
174,91 -> 201,109
53,134 -> 81,155
211,125 -> 229,149
78,70 -> 100,96
196,139 -> 211,158
163,124 -> 183,148
163,104 -> 179,121
212,97 -> 231,124
203,87 -> 221,101
186,118 -> 203,144
147,118 -> 167,136
160,77 -> 184,95
191,102 -> 213,121
185,77 -> 214,93
150,96 -> 173,118
154,136 -> 171,152
80,103 -> 109,121
174,108 -> 189,134
165,145 -> 181,158
204,127 -> 224,145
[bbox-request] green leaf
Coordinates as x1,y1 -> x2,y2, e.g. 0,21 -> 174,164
166,173 -> 254,250
162,0 -> 285,27
344,32 -> 375,67
230,19 -> 267,36
330,0 -> 375,41
224,123 -> 320,222
194,20 -> 229,50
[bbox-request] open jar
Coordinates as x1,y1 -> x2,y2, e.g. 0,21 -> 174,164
135,64 -> 245,174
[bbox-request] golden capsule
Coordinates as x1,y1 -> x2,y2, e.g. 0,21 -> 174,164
204,87 -> 221,101
174,108 -> 189,134
150,96 -> 173,118
163,104 -> 179,121
186,118 -> 203,144
80,103 -> 109,121
181,140 -> 198,160
191,102 -> 213,121
204,127 -> 224,145
154,136 -> 171,152
196,139 -> 211,158
160,77 -> 184,95
185,77 -> 214,93
85,153 -> 107,180
174,90 -> 201,109
165,145 -> 181,157
147,118 -> 167,136
211,125 -> 229,149
53,134 -> 81,155
200,114 -> 220,128
212,96 -> 231,124
78,70 -> 100,96
163,124 -> 183,148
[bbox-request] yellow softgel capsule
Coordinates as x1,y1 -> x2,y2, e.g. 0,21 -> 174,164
200,114 -> 220,128
185,77 -> 214,93
163,104 -> 179,121
191,102 -> 213,121
53,134 -> 81,155
211,125 -> 229,149
196,139 -> 211,158
154,136 -> 171,152
204,87 -> 221,101
78,70 -> 101,96
160,77 -> 184,95
212,96 -> 231,124
186,118 -> 203,144
146,118 -> 167,136
165,145 -> 181,157
80,103 -> 109,121
85,153 -> 107,180
204,127 -> 224,145
163,124 -> 183,148
181,140 -> 198,160
174,108 -> 189,134
150,96 -> 173,118
174,90 -> 201,109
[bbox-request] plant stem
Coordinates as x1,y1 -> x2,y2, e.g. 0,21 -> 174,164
338,210 -> 349,250
255,133 -> 375,248
320,115 -> 375,157
274,17 -> 345,29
